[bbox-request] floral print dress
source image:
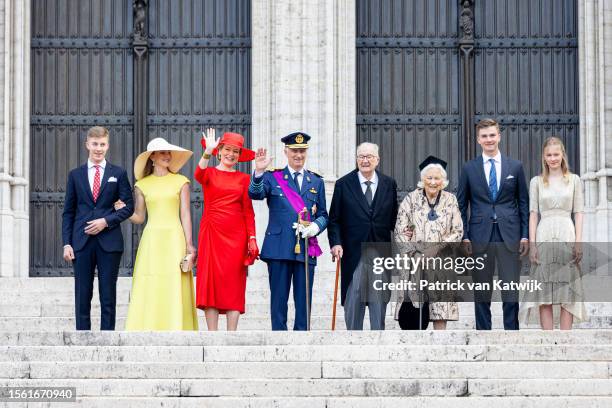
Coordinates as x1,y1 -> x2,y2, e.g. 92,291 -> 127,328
393,189 -> 464,321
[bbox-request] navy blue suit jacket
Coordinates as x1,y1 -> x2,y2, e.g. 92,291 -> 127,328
456,155 -> 529,251
249,166 -> 328,265
62,162 -> 134,253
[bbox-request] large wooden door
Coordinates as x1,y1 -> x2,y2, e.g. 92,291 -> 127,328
30,0 -> 135,277
29,0 -> 251,276
145,0 -> 251,259
473,0 -> 579,177
357,0 -> 462,198
356,0 -> 579,198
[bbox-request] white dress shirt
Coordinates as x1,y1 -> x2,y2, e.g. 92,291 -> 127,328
482,151 -> 501,188
357,171 -> 378,199
87,159 -> 107,193
288,165 -> 304,190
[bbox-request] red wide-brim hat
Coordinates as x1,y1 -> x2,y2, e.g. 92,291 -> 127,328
201,132 -> 255,162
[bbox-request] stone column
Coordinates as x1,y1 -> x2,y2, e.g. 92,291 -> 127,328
578,0 -> 612,243
0,0 -> 30,277
251,0 -> 356,270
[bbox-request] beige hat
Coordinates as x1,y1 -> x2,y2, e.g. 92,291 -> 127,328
134,137 -> 193,180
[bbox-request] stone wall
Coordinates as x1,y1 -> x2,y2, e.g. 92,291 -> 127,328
251,0 -> 356,273
0,0 -> 30,277
579,0 -> 612,243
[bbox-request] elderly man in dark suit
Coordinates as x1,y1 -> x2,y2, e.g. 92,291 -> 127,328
62,126 -> 134,330
328,142 -> 398,330
456,118 -> 530,330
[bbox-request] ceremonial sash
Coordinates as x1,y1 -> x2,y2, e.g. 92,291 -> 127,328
272,171 -> 323,257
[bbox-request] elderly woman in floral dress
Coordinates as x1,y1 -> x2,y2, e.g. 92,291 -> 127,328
394,156 -> 464,330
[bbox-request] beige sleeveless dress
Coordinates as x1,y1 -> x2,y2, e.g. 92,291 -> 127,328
519,174 -> 588,325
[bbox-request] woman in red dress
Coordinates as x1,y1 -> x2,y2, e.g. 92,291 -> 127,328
195,128 -> 258,330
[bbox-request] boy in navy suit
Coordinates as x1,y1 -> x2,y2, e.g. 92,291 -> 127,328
249,132 -> 328,330
456,118 -> 529,330
62,126 -> 134,330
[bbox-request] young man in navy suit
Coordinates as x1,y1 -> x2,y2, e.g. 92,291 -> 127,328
62,127 -> 134,330
456,118 -> 529,330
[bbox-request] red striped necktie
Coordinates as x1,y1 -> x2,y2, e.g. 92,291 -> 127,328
92,165 -> 101,202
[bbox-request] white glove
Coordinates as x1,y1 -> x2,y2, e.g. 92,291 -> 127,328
292,222 -> 305,235
301,223 -> 320,239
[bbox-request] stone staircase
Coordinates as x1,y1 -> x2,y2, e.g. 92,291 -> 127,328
1,330 -> 612,406
0,266 -> 611,331
1,269 -> 611,406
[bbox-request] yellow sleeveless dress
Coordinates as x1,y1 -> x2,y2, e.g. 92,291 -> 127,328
125,173 -> 198,331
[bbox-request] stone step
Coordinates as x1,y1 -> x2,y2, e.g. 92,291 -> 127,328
2,378 -> 611,397
4,330 -> 612,347
2,361 -> 606,380
468,379 -> 612,396
2,303 -> 611,322
38,396 -> 612,408
0,272 -> 340,292
0,314 -> 609,331
0,274 -> 341,293
0,378 -> 462,397
0,362 -> 322,379
199,344 -> 612,362
9,277 -> 612,314
2,343 -> 611,363
0,301 -> 399,318
0,289 -> 344,305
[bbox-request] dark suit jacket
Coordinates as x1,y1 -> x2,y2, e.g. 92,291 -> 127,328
456,155 -> 529,251
328,169 -> 398,305
62,162 -> 134,253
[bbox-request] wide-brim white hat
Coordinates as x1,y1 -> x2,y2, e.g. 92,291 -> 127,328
134,137 -> 193,180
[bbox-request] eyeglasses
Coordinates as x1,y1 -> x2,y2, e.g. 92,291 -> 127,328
357,155 -> 377,161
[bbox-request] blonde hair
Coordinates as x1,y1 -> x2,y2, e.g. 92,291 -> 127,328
541,136 -> 570,185
417,164 -> 449,189
475,118 -> 500,136
86,126 -> 110,140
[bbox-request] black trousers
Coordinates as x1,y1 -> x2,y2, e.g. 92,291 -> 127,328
473,224 -> 520,330
73,237 -> 122,330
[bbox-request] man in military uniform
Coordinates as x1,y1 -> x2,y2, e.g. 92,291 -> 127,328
249,132 -> 328,330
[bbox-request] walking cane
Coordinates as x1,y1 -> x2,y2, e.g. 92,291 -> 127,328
419,261 -> 423,331
331,258 -> 340,330
299,208 -> 311,331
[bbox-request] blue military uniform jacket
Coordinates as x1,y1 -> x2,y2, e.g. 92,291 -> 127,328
249,166 -> 328,265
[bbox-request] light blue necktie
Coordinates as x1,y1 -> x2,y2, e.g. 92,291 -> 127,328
488,158 -> 498,202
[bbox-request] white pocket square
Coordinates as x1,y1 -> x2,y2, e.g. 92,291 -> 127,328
108,177 -> 118,183
506,175 -> 514,179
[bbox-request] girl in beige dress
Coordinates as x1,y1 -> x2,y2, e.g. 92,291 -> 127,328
519,137 -> 587,329
394,156 -> 464,330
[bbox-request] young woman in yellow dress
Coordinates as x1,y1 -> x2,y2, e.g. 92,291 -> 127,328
117,137 -> 199,331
